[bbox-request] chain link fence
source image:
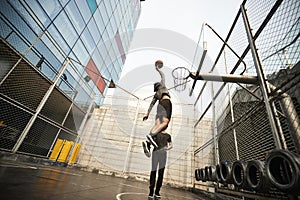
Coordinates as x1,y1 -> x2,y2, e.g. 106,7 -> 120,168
0,38 -> 90,157
76,94 -> 202,189
193,0 -> 299,198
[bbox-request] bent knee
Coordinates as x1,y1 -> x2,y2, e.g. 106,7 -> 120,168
162,117 -> 169,124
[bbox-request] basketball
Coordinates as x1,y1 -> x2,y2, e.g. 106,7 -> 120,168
155,60 -> 163,68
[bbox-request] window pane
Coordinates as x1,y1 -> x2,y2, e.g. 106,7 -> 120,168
104,53 -> 112,69
0,17 -> 12,39
106,22 -> 114,38
0,1 -> 36,43
92,49 -> 104,72
87,18 -> 101,45
81,28 -> 96,54
93,9 -> 105,35
9,0 -> 43,35
39,0 -> 62,20
86,0 -> 97,14
98,2 -> 109,26
114,5 -> 122,27
40,34 -> 64,64
47,24 -> 70,55
97,41 -> 108,65
65,0 -> 85,34
75,0 -> 91,23
23,0 -> 51,28
59,0 -> 69,7
54,11 -> 78,48
73,39 -> 89,65
103,0 -> 113,18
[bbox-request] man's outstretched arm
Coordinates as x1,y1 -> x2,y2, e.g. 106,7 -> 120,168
156,66 -> 166,87
143,96 -> 157,121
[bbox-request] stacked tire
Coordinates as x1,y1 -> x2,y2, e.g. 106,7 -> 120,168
265,149 -> 300,195
232,160 -> 247,189
245,160 -> 270,192
194,150 -> 300,195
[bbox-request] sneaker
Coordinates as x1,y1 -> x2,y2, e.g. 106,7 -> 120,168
146,134 -> 158,148
142,141 -> 151,157
148,192 -> 154,199
154,193 -> 161,199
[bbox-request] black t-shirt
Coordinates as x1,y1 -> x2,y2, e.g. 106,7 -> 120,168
153,132 -> 172,151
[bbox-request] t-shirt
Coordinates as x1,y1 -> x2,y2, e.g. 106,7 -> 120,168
147,68 -> 170,114
153,132 -> 172,151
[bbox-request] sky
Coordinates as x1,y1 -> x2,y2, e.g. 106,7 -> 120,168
123,0 -> 242,69
136,0 -> 241,43
111,0 -> 243,103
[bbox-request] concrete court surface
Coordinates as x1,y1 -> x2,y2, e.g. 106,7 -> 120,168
0,160 -> 209,200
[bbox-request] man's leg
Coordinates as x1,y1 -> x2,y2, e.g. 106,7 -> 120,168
149,152 -> 158,198
155,152 -> 167,198
150,117 -> 169,135
151,99 -> 172,135
147,117 -> 169,147
149,170 -> 156,198
154,167 -> 165,198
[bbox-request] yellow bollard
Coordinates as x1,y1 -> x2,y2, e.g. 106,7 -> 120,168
68,144 -> 81,165
57,141 -> 74,162
49,139 -> 64,161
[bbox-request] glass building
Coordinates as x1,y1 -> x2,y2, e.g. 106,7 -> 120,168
0,0 -> 141,157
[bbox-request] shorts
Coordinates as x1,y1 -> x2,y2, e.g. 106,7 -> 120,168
156,99 -> 172,120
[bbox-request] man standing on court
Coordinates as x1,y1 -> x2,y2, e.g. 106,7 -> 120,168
148,131 -> 173,199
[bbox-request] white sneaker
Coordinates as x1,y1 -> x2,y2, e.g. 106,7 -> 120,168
146,134 -> 158,148
142,141 -> 151,157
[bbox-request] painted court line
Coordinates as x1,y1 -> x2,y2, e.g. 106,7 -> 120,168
116,192 -> 146,200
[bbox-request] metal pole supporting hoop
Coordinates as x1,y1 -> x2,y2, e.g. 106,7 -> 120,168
172,66 -> 259,93
172,67 -> 191,91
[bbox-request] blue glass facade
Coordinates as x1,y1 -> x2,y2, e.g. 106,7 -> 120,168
0,0 -> 141,105
0,0 -> 141,157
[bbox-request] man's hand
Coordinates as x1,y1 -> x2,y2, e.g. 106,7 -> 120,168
164,142 -> 173,151
143,115 -> 148,121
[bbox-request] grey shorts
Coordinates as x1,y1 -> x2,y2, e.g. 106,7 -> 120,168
156,99 -> 172,120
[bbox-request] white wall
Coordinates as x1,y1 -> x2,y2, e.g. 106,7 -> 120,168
77,97 -> 213,189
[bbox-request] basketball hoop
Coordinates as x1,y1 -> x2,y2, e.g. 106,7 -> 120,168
172,67 -> 191,92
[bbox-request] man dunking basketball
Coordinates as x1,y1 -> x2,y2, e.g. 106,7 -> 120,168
142,60 -> 173,157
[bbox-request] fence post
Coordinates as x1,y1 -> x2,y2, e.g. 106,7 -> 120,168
224,50 -> 240,160
67,94 -> 96,164
211,82 -> 218,165
241,5 -> 283,149
123,98 -> 140,174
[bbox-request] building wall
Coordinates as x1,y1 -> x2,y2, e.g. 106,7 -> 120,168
0,0 -> 141,105
77,96 -> 213,188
